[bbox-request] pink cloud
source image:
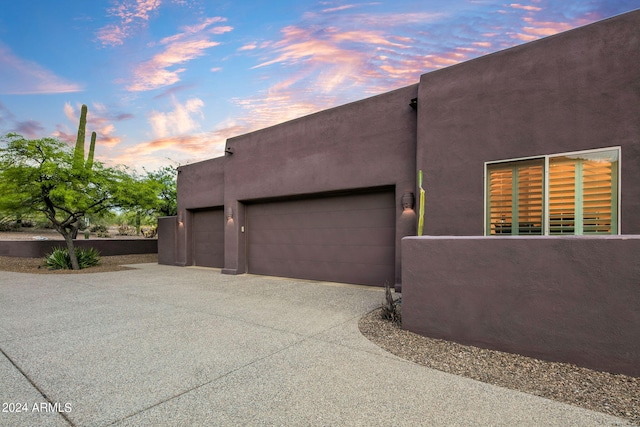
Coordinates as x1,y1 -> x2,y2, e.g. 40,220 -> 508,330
148,97 -> 204,138
239,43 -> 258,51
513,33 -> 539,41
322,5 -> 358,13
0,43 -> 83,95
210,26 -> 234,35
127,18 -> 228,92
107,123 -> 248,169
521,18 -> 574,36
14,120 -> 45,139
96,0 -> 162,46
182,17 -> 227,33
510,3 -> 543,12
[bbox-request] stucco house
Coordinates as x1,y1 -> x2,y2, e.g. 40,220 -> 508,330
159,10 -> 639,376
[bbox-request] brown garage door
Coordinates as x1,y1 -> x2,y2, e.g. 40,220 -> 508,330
247,191 -> 395,286
191,208 -> 224,268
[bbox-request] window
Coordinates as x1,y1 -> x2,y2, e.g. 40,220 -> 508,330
485,148 -> 619,236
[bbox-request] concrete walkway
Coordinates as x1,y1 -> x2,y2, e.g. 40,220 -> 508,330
0,264 -> 632,426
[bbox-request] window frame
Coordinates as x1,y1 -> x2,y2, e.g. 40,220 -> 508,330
484,146 -> 621,236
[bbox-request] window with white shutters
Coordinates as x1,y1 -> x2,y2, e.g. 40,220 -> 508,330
485,148 -> 619,236
487,160 -> 543,235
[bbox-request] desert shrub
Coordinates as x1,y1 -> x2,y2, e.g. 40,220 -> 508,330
77,247 -> 100,268
20,219 -> 34,228
45,248 -> 71,270
380,282 -> 401,324
90,224 -> 108,233
141,226 -> 157,238
45,247 -> 101,270
117,224 -> 136,236
0,220 -> 20,231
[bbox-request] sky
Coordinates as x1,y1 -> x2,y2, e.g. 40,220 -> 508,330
0,1 -> 638,171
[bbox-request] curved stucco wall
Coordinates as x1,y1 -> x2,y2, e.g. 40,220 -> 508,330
402,235 -> 640,377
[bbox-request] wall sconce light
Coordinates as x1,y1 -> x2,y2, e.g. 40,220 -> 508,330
177,211 -> 183,226
401,192 -> 415,211
226,207 -> 233,220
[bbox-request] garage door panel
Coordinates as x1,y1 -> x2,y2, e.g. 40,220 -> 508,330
248,258 -> 392,286
247,191 -> 395,286
253,196 -> 386,215
249,226 -> 394,246
192,208 -> 224,268
252,208 -> 394,230
250,243 -> 394,264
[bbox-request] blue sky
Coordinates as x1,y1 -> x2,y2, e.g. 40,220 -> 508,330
0,1 -> 638,170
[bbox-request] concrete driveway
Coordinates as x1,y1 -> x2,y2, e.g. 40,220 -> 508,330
0,264 -> 631,426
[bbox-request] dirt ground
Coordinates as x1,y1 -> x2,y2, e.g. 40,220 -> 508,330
0,228 -> 157,273
0,253 -> 158,274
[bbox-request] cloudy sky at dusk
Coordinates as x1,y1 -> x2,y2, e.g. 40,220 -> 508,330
0,0 -> 638,170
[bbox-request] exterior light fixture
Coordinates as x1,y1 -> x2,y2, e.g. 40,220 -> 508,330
401,192 -> 415,211
177,211 -> 183,227
226,207 -> 233,220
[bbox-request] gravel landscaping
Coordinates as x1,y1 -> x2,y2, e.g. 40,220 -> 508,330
359,304 -> 639,425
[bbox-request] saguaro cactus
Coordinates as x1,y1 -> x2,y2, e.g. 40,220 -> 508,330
72,104 -> 98,172
73,104 -> 88,170
86,131 -> 96,171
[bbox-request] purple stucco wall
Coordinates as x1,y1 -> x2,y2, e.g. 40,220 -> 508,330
402,236 -> 640,377
176,156 -> 225,266
172,84 -> 419,284
0,239 -> 157,258
157,216 -> 177,265
416,10 -> 640,236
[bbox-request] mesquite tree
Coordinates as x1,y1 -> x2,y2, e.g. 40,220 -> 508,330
0,107 -> 134,269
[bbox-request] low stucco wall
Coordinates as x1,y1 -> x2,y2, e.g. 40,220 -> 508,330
157,216 -> 177,265
0,238 -> 157,258
401,236 -> 640,377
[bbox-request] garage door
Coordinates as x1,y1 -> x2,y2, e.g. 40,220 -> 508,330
247,191 -> 395,286
191,208 -> 224,268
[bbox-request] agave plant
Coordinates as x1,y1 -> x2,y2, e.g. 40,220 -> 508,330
45,247 -> 100,270
45,248 -> 71,270
380,282 -> 401,324
77,247 -> 100,268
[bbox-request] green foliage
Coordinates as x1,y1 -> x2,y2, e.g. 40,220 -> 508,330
45,248 -> 70,270
0,132 -> 136,269
45,247 -> 100,270
144,166 -> 178,217
78,247 -> 100,268
115,165 -> 177,234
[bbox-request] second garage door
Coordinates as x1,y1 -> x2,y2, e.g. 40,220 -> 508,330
246,190 -> 395,286
191,208 -> 224,268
